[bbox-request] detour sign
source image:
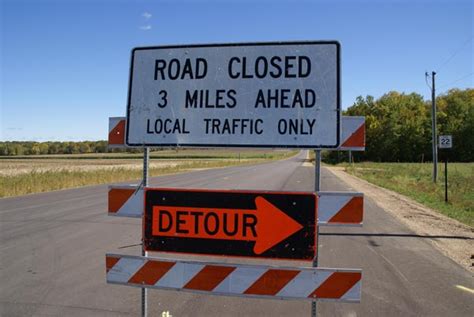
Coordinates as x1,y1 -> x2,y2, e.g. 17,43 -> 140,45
144,188 -> 317,260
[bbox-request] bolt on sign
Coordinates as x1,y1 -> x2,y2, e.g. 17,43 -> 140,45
143,188 -> 317,260
126,41 -> 340,148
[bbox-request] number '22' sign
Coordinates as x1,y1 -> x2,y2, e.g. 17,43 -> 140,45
439,135 -> 452,149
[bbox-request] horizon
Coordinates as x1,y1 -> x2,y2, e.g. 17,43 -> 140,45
1,87 -> 470,144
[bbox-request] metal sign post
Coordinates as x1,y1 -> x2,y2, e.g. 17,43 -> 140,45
312,149 -> 322,317
141,147 -> 150,317
445,156 -> 448,203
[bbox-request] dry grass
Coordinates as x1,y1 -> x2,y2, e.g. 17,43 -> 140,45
0,150 -> 296,197
2,159 -> 184,176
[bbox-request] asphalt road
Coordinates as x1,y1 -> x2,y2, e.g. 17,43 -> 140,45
1,151 -> 473,316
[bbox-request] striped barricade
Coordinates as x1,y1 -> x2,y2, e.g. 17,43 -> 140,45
106,254 -> 362,302
108,186 -> 364,226
108,185 -> 143,218
339,116 -> 365,151
318,192 -> 364,226
109,117 -> 127,148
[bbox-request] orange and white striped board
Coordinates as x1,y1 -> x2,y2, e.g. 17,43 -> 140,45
106,254 -> 362,302
318,192 -> 364,226
339,116 -> 365,151
108,185 -> 143,218
108,186 -> 364,227
108,117 -> 127,148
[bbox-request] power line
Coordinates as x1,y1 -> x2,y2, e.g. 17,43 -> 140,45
436,36 -> 473,72
438,72 -> 473,90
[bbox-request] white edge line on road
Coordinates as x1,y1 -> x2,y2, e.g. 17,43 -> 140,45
456,285 -> 474,294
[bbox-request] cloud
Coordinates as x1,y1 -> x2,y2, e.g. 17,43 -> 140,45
140,25 -> 152,31
142,12 -> 152,20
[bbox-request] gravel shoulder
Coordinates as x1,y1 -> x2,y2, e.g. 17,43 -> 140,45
326,166 -> 474,273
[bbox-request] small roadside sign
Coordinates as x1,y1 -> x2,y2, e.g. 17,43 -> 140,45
438,135 -> 452,203
143,188 -> 317,260
439,135 -> 452,149
126,41 -> 340,148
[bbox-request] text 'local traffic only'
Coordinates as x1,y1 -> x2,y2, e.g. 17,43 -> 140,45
126,42 -> 340,148
144,189 -> 317,260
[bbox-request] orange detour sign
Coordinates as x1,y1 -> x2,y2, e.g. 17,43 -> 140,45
106,254 -> 362,302
144,188 -> 317,260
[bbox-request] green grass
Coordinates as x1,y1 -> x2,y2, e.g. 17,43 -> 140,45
340,162 -> 473,227
0,151 -> 296,198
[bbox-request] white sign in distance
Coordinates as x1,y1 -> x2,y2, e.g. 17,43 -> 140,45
126,41 -> 340,148
439,135 -> 453,149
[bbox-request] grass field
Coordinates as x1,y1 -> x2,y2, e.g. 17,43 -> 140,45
0,148 -> 289,161
0,149 -> 296,198
340,162 -> 473,227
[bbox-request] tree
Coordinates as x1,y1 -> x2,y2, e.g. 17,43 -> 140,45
343,92 -> 430,162
79,142 -> 91,154
436,89 -> 474,161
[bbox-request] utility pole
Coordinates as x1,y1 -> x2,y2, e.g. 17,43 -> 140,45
431,71 -> 438,183
426,71 -> 438,183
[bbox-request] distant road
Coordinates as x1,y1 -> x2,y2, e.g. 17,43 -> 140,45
1,151 -> 473,316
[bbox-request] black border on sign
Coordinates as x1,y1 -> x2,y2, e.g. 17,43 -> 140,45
125,41 -> 341,149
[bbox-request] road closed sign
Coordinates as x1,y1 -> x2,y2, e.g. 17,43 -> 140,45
143,188 -> 317,260
126,41 -> 340,148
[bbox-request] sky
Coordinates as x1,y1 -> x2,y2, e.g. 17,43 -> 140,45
1,0 -> 473,141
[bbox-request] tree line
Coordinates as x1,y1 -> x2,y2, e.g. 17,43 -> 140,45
1,88 -> 472,161
0,141 -> 142,156
327,88 -> 473,162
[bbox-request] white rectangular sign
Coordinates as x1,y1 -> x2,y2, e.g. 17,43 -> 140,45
126,41 -> 340,148
439,135 -> 452,149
